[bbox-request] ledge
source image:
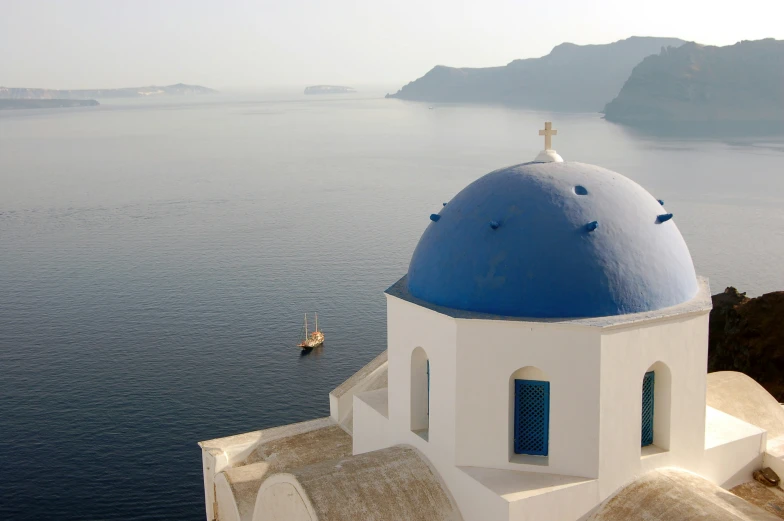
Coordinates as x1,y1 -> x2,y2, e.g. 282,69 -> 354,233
386,275 -> 712,329
641,444 -> 667,458
331,350 -> 388,398
356,388 -> 389,419
414,429 -> 429,442
198,417 -> 336,463
510,453 -> 550,466
458,465 -> 595,502
705,406 -> 766,451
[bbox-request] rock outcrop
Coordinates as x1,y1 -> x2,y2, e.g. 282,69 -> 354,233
709,287 -> 784,401
603,39 -> 784,125
386,36 -> 685,112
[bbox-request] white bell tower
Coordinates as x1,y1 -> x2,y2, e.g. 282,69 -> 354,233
352,124 -> 712,520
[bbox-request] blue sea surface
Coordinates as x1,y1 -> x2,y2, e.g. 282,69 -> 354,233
1,91 -> 783,520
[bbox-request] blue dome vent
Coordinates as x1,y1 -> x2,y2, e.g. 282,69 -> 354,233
407,162 -> 698,318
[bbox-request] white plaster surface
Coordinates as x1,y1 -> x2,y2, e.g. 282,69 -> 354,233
705,407 -> 767,451
597,311 -> 710,496
455,317 -> 601,477
215,471 -> 244,521
534,149 -> 564,163
458,466 -> 595,501
329,350 -> 388,432
357,388 -> 388,418
701,407 -> 766,488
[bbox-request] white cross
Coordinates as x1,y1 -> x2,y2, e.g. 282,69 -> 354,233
539,122 -> 558,151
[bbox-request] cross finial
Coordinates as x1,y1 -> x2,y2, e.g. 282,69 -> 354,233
539,121 -> 557,151
533,121 -> 563,163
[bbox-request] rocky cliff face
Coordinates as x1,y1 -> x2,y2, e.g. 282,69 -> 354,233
709,287 -> 784,401
603,39 -> 784,124
0,83 -> 216,100
386,36 -> 685,112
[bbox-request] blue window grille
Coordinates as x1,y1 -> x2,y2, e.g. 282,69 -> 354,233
513,379 -> 550,456
641,371 -> 655,447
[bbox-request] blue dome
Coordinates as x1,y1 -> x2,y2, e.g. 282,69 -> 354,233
407,161 -> 698,318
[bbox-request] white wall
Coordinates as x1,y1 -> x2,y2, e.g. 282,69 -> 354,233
411,347 -> 430,433
386,295 -> 459,467
701,406 -> 767,488
364,295 -> 511,521
353,292 -> 717,521
455,319 -> 602,478
201,448 -> 222,521
597,311 -> 710,497
329,351 -> 388,426
353,389 -> 391,455
364,295 -> 609,520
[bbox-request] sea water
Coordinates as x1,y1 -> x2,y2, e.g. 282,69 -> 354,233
1,90 -> 783,520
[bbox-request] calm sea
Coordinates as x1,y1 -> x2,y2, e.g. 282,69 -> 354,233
1,90 -> 783,520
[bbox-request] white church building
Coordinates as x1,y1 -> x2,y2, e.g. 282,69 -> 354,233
199,124 -> 784,521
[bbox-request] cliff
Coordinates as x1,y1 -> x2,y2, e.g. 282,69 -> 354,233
603,39 -> 784,124
386,36 -> 686,112
0,83 -> 216,100
709,287 -> 784,401
0,99 -> 99,110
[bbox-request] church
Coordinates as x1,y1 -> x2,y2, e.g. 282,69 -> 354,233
199,123 -> 784,521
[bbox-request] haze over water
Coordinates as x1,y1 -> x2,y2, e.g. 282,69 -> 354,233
1,91 -> 783,520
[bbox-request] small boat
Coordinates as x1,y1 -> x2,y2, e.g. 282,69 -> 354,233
298,312 -> 325,349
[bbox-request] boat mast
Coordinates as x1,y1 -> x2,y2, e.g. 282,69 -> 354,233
304,314 -> 308,340
315,312 -> 318,332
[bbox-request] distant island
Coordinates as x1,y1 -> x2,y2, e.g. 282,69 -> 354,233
0,83 -> 217,101
0,99 -> 99,110
386,37 -> 685,112
304,85 -> 356,95
603,39 -> 784,125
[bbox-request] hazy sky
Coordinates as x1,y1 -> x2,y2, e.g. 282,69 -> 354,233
3,0 -> 783,90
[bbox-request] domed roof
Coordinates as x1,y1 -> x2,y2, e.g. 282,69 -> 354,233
407,161 -> 698,318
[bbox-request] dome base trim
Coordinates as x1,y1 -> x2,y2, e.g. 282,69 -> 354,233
386,275 -> 712,328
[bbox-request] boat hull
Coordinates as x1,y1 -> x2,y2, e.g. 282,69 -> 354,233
298,331 -> 325,349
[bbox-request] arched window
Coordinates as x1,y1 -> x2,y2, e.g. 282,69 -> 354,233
641,361 -> 672,451
510,367 -> 550,457
411,347 -> 430,440
641,371 -> 655,446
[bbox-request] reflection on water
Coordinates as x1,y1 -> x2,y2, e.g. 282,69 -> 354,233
1,92 -> 783,520
300,346 -> 325,357
606,118 -> 784,140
